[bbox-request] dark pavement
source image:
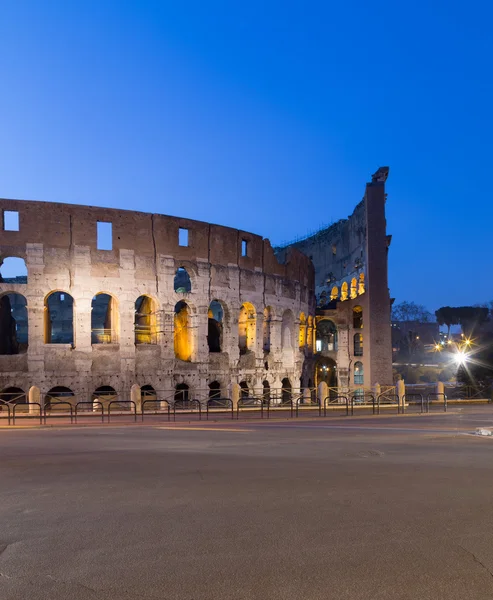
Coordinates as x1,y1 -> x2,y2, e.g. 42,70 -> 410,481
1,407 -> 493,599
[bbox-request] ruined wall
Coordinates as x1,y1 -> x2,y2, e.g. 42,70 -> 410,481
278,167 -> 393,387
0,199 -> 315,403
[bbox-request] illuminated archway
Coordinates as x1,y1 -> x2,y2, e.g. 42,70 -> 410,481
299,313 -> 306,349
239,303 -> 256,355
174,301 -> 192,362
358,273 -> 365,295
135,296 -> 158,344
45,386 -> 75,410
330,286 -> 338,301
350,278 -> 358,299
315,357 -> 337,388
354,333 -> 363,356
341,282 -> 349,301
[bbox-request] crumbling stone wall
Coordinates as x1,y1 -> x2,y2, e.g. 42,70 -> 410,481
0,200 -> 315,403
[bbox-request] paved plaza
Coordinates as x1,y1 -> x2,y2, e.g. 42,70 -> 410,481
1,407 -> 493,599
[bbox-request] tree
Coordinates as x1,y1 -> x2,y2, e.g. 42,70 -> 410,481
392,301 -> 433,322
435,306 -> 488,338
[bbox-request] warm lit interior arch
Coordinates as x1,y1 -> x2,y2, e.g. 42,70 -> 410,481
135,295 -> 158,344
341,281 -> 349,301
238,302 -> 256,355
174,301 -> 192,362
350,278 -> 358,299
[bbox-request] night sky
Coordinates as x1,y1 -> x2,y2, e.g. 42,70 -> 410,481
1,1 -> 491,312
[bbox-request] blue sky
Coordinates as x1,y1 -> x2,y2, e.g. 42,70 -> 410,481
1,0 -> 491,311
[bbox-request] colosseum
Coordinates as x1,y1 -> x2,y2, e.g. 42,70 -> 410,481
0,166 -> 393,410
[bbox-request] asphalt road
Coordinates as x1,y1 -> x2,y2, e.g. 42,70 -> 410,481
1,407 -> 493,599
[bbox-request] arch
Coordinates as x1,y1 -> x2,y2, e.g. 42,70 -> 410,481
91,293 -> 118,344
298,312 -> 306,349
340,281 -> 349,301
330,286 -> 338,301
0,257 -> 27,284
141,384 -> 157,401
174,383 -> 189,405
174,267 -> 191,293
174,301 -> 192,361
208,380 -> 221,400
354,361 -> 364,385
207,300 -> 223,353
45,291 -> 74,344
238,302 -> 256,355
281,378 -> 292,404
0,293 -> 28,355
307,315 -> 314,351
92,386 -> 117,408
315,357 -> 337,388
263,306 -> 272,353
45,386 -> 75,409
315,319 -> 338,352
262,380 -> 270,402
135,295 -> 158,344
353,305 -> 363,329
0,386 -> 26,404
239,381 -> 249,399
358,273 -> 365,295
350,278 -> 358,299
281,309 -> 295,349
354,333 -> 363,356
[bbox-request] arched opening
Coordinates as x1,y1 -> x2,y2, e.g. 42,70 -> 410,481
330,286 -> 338,301
174,267 -> 191,293
239,381 -> 249,399
315,319 -> 338,352
354,361 -> 364,385
358,273 -> 365,295
262,380 -> 270,403
299,313 -> 306,349
0,293 -> 28,355
44,386 -> 75,410
91,293 -> 118,344
238,303 -> 256,355
350,278 -> 358,299
281,310 -> 295,349
263,307 -> 272,353
45,291 -> 74,344
281,378 -> 292,405
207,300 -> 223,353
135,296 -> 158,344
0,257 -> 28,284
0,386 -> 26,405
307,316 -> 314,351
353,305 -> 363,329
315,357 -> 337,388
208,381 -> 221,401
174,301 -> 192,361
174,383 -> 189,406
141,384 -> 157,402
354,333 -> 363,356
341,281 -> 349,301
92,386 -> 117,408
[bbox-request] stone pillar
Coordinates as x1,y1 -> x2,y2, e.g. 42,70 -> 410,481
231,383 -> 240,410
397,379 -> 405,411
131,384 -> 141,413
436,381 -> 445,404
318,381 -> 328,407
28,386 -> 41,416
303,387 -> 311,405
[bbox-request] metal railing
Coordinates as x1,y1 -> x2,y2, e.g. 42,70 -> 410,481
173,399 -> 202,420
323,395 -> 349,417
13,402 -> 42,425
427,392 -> 447,412
350,393 -> 375,416
141,399 -> 171,422
75,401 -> 105,423
107,400 -> 137,422
206,398 -> 234,420
377,393 -> 400,415
402,393 -> 424,413
44,402 -> 74,424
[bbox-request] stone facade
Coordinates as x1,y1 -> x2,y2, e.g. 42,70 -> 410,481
277,167 -> 393,390
0,200 -> 315,405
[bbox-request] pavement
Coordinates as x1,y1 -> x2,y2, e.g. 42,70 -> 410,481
1,406 -> 493,599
